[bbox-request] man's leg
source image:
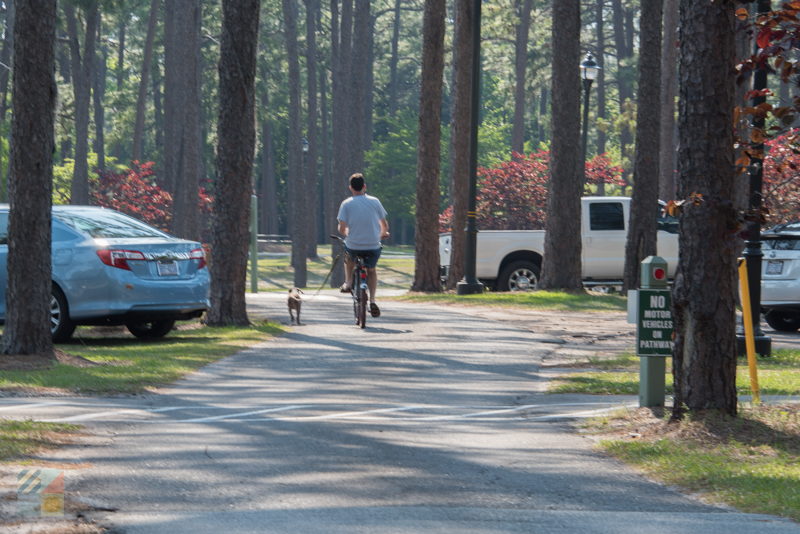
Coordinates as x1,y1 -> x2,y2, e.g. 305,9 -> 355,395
342,255 -> 354,291
367,266 -> 381,317
367,267 -> 377,302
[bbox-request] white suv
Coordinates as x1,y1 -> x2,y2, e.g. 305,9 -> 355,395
761,221 -> 800,332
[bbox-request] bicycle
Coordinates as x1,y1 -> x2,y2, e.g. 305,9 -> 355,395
330,234 -> 369,328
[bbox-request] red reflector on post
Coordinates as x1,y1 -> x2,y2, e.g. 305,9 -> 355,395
653,267 -> 666,280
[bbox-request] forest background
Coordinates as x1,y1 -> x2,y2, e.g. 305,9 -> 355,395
2,1 -> 798,255
0,0 -> 676,243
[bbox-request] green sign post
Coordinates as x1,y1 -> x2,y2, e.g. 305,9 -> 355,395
637,256 -> 672,407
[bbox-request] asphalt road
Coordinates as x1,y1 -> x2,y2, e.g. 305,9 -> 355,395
3,291 -> 800,533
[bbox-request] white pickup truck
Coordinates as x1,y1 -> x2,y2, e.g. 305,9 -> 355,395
439,196 -> 680,291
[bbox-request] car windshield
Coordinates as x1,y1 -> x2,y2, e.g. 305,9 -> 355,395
55,210 -> 170,239
763,235 -> 800,250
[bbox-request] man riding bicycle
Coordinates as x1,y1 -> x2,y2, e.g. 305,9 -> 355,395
337,173 -> 390,318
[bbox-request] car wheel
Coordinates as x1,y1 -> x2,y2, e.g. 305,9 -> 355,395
764,310 -> 800,332
126,319 -> 176,339
496,261 -> 540,292
50,288 -> 76,342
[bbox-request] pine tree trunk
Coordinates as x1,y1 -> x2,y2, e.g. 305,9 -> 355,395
538,88 -> 548,144
363,12 -> 375,155
284,0 -> 307,287
152,63 -> 164,158
349,0 -> 370,172
446,0 -> 472,290
116,16 -> 125,91
0,0 -> 15,124
594,0 -> 607,162
2,0 -> 57,357
0,0 -> 15,203
658,0 -> 679,201
329,0 -> 353,286
169,0 -> 202,241
132,0 -> 159,163
163,4 -> 177,191
672,0 -> 739,417
611,0 -> 634,170
208,0 -> 260,326
411,0 -> 445,293
320,59 -> 333,256
623,0 -> 662,292
65,1 -> 99,205
305,0 -> 320,258
92,29 -> 107,171
258,72 -> 279,236
388,0 -> 401,115
539,0 -> 582,291
511,0 -> 533,156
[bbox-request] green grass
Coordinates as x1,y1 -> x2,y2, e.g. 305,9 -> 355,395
393,290 -> 628,312
584,353 -> 640,370
252,244 -> 414,290
593,406 -> 800,521
0,419 -> 81,461
0,321 -> 283,394
252,245 -> 629,314
549,350 -> 800,397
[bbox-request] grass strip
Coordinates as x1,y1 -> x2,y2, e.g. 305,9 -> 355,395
392,290 -> 628,312
0,419 -> 81,461
591,406 -> 800,521
549,350 -> 800,397
0,321 -> 283,394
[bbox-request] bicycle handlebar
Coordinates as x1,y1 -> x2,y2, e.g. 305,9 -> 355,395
330,233 -> 384,250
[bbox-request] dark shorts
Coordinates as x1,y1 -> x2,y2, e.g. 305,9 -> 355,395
345,247 -> 382,269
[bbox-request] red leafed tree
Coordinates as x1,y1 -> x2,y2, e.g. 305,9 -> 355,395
439,151 -> 626,231
93,162 -> 173,229
92,161 -> 213,238
763,131 -> 800,226
737,6 -> 800,165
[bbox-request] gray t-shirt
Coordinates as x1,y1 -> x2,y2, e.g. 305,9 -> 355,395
337,194 -> 387,250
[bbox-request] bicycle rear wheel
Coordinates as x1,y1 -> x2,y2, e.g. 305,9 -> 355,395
351,278 -> 360,325
357,286 -> 367,328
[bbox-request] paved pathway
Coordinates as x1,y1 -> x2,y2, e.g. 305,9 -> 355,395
1,291 -> 798,533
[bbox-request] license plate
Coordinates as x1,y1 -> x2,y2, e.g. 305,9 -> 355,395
157,260 -> 178,276
766,260 -> 783,275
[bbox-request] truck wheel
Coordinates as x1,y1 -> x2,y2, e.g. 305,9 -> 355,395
764,310 -> 800,332
497,261 -> 540,292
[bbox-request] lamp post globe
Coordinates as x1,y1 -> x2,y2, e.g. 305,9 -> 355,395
580,53 -> 600,83
580,53 -> 600,182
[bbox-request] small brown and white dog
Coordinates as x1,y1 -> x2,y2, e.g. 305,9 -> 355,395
288,287 -> 304,325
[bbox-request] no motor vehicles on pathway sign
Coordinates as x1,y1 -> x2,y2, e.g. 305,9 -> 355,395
637,289 -> 673,356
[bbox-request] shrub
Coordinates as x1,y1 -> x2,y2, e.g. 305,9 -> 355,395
439,150 -> 626,232
92,161 -> 214,238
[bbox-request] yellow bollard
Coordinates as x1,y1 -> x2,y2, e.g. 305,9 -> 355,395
738,258 -> 761,404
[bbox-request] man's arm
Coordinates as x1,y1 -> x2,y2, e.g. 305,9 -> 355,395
380,219 -> 390,240
338,220 -> 348,236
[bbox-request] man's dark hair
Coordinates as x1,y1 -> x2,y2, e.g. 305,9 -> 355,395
349,173 -> 365,191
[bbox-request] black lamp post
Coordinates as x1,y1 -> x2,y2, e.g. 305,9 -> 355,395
580,53 -> 600,182
737,0 -> 772,357
457,0 -> 485,295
